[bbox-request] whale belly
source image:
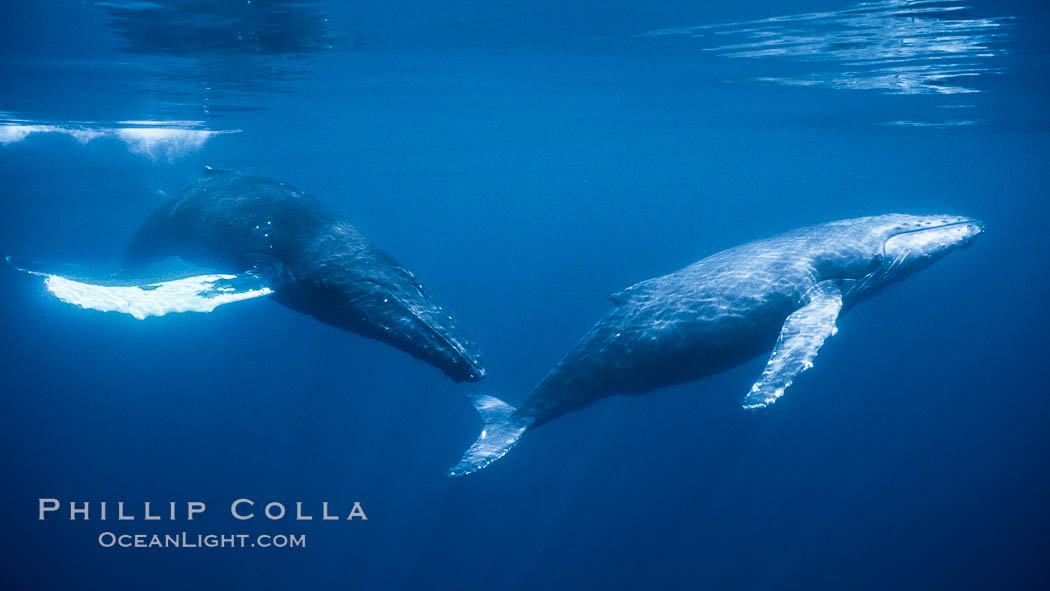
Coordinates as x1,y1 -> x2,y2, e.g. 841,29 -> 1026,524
520,291 -> 795,426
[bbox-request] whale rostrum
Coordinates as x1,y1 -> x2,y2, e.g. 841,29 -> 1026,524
451,214 -> 983,476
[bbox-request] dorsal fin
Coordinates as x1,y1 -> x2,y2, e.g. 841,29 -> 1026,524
607,283 -> 644,305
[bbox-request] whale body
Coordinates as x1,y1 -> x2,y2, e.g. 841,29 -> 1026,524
451,214 -> 983,475
18,168 -> 485,383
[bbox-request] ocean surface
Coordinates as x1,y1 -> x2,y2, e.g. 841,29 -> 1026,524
1,1 -> 1048,589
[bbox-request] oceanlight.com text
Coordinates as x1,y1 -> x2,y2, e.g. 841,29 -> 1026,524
97,531 -> 306,549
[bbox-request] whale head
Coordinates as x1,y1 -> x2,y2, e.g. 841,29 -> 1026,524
847,214 -> 983,297
349,276 -> 488,384
285,259 -> 487,384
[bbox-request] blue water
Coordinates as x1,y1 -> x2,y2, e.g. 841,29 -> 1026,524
2,1 -> 1048,589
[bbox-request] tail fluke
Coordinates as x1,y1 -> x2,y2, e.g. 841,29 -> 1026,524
449,394 -> 530,477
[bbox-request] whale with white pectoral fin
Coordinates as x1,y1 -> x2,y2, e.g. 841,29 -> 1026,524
450,214 -> 983,476
9,168 -> 485,383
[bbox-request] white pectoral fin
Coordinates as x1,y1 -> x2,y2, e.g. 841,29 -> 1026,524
11,260 -> 273,320
45,274 -> 273,319
743,281 -> 844,410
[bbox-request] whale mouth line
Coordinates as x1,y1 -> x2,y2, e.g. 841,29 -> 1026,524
886,219 -> 981,239
395,293 -> 477,359
846,218 -> 984,299
350,278 -> 484,380
881,219 -> 983,258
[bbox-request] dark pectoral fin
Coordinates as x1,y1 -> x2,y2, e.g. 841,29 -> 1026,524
243,253 -> 296,287
743,281 -> 843,409
6,255 -> 111,282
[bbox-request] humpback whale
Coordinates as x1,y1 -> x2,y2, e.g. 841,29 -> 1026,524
451,214 -> 983,475
13,168 -> 485,383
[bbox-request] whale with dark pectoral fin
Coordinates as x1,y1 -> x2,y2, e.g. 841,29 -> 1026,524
10,168 -> 485,383
450,214 -> 983,475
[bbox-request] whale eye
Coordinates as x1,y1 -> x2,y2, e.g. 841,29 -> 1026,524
868,254 -> 883,272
